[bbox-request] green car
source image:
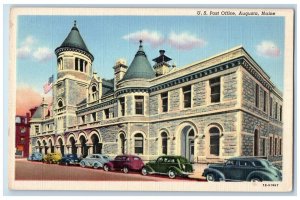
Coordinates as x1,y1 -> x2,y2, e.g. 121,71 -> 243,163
141,156 -> 194,179
202,157 -> 282,182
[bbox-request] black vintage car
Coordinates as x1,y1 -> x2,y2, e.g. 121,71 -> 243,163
58,154 -> 80,166
202,157 -> 282,182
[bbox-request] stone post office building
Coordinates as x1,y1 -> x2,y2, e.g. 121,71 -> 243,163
29,22 -> 283,166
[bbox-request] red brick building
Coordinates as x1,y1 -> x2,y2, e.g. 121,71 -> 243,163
15,107 -> 37,158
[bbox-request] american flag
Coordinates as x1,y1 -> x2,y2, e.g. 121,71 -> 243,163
43,75 -> 54,94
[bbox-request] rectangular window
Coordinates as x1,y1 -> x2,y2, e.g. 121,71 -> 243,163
35,125 -> 39,134
274,138 -> 278,156
275,102 -> 278,119
269,136 -> 273,156
262,138 -> 266,156
134,138 -> 143,154
91,113 -> 97,122
279,138 -> 282,155
80,59 -> 84,72
183,85 -> 192,108
135,96 -> 144,115
161,92 -> 168,112
279,105 -> 282,121
255,84 -> 259,108
269,97 -> 273,117
210,77 -> 221,103
75,58 -> 78,71
263,90 -> 267,112
104,109 -> 109,119
119,97 -> 125,116
81,115 -> 85,124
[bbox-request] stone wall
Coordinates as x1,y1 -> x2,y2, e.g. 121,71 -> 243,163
223,72 -> 237,101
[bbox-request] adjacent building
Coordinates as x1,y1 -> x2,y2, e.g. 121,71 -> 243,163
29,22 -> 283,167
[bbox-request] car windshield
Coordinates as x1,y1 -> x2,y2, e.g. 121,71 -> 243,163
102,156 -> 109,160
261,160 -> 273,167
179,157 -> 188,164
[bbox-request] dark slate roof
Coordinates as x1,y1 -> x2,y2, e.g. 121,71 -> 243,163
102,78 -> 114,95
122,41 -> 156,81
56,21 -> 93,61
31,106 -> 43,119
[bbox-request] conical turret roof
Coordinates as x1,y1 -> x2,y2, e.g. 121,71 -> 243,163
55,21 -> 94,61
122,41 -> 156,81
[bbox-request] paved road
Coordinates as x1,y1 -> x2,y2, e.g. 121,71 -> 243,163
15,159 -> 203,182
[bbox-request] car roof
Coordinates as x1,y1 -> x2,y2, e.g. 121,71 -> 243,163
115,154 -> 140,158
158,155 -> 184,159
228,157 -> 266,162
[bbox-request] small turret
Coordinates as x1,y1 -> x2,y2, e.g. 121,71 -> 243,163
153,49 -> 172,76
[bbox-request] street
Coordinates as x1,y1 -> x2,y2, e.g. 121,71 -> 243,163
15,159 -> 204,182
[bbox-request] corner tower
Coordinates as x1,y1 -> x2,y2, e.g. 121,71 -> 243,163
53,21 -> 94,133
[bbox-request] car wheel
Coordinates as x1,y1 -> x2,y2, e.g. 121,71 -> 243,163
123,166 -> 129,174
93,163 -> 100,169
168,169 -> 176,179
141,167 -> 148,176
103,164 -> 109,172
206,173 -> 216,182
80,161 -> 86,168
250,177 -> 262,182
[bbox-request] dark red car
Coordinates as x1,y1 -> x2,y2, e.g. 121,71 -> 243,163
103,155 -> 144,173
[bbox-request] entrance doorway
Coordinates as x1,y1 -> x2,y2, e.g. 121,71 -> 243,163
69,137 -> 77,155
58,138 -> 64,156
180,126 -> 195,162
119,133 -> 126,154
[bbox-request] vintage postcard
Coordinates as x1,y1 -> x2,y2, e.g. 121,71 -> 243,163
9,7 -> 294,192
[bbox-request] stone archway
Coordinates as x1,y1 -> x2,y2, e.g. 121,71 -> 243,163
37,140 -> 42,153
58,138 -> 64,156
79,134 -> 89,157
180,127 -> 195,162
90,132 -> 102,154
69,137 -> 77,155
118,133 -> 126,154
176,122 -> 198,162
49,140 -> 54,153
42,140 -> 48,154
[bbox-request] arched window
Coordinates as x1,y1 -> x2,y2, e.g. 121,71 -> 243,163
58,100 -> 63,108
209,127 -> 220,156
254,129 -> 259,156
161,132 -> 168,155
91,85 -> 98,101
134,133 -> 144,154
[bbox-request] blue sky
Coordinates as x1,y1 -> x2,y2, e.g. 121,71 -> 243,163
16,15 -> 284,94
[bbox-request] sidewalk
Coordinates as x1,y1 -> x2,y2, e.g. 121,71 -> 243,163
188,163 -> 208,180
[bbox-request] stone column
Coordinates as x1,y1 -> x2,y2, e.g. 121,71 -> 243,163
77,144 -> 82,157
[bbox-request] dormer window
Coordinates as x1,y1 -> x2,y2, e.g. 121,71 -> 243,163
91,85 -> 98,102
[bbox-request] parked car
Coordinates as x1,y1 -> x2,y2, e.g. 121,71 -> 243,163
27,152 -> 43,161
59,154 -> 81,166
202,157 -> 282,182
141,156 -> 194,179
43,152 -> 62,164
79,154 -> 111,169
103,155 -> 144,173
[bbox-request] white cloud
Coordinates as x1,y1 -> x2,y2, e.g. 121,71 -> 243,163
256,41 -> 280,57
17,36 -> 52,62
17,36 -> 36,59
168,32 -> 206,50
17,46 -> 31,58
122,30 -> 164,47
33,47 -> 52,62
